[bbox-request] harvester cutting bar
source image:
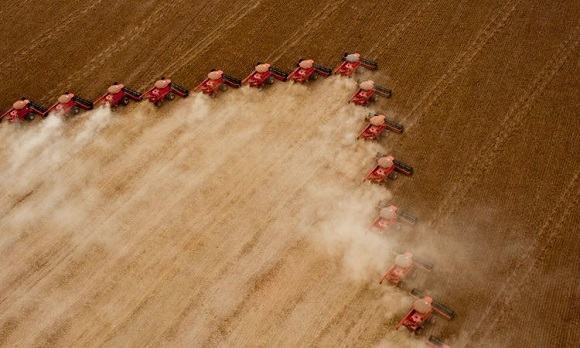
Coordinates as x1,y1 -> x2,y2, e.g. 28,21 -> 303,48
269,66 -> 289,81
413,256 -> 434,271
224,74 -> 242,87
122,87 -> 143,100
360,57 -> 378,70
385,118 -> 404,133
410,288 -> 455,320
374,85 -> 392,98
393,159 -> 414,176
170,83 -> 189,97
428,336 -> 449,347
28,100 -> 48,114
72,95 -> 94,110
398,210 -> 418,225
313,64 -> 332,76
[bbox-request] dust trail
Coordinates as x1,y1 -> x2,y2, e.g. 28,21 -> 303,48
0,76 -> 433,347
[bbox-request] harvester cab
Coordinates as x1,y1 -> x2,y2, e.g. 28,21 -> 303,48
364,153 -> 414,184
46,92 -> 94,116
94,82 -> 142,108
0,97 -> 48,122
358,113 -> 404,140
195,69 -> 242,95
288,59 -> 332,83
379,252 -> 433,286
396,288 -> 455,333
243,63 -> 289,88
372,200 -> 417,230
334,52 -> 378,77
143,77 -> 189,107
350,80 -> 392,106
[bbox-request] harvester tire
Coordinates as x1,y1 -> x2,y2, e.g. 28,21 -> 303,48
155,100 -> 163,107
121,96 -> 130,106
266,76 -> 275,85
387,172 -> 398,181
219,84 -> 228,92
166,93 -> 175,101
25,113 -> 35,121
310,72 -> 318,81
72,106 -> 80,115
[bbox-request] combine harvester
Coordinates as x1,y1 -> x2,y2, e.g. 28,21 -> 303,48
94,82 -> 142,108
142,77 -> 189,107
379,252 -> 432,287
46,92 -> 93,116
364,153 -> 413,184
358,113 -> 404,140
396,288 -> 455,335
194,69 -> 241,96
350,80 -> 391,106
0,97 -> 48,122
288,59 -> 332,83
243,63 -> 288,88
371,200 -> 417,231
334,52 -> 378,76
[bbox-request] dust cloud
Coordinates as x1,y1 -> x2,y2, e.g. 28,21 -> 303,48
0,76 -> 435,347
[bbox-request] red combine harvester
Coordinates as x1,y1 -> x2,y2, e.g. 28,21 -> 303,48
350,80 -> 391,106
194,69 -> 242,96
396,288 -> 455,334
288,59 -> 332,83
428,336 -> 451,348
46,92 -> 93,116
243,63 -> 288,88
334,52 -> 378,77
94,82 -> 142,108
358,113 -> 404,140
0,98 -> 48,122
371,200 -> 417,231
364,153 -> 413,184
142,77 -> 189,107
379,252 -> 432,286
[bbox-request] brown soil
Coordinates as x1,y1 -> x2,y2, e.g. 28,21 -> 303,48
0,1 -> 578,347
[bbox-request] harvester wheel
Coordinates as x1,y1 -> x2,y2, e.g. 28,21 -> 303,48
154,100 -> 163,107
219,84 -> 228,92
121,96 -> 130,106
25,113 -> 35,121
72,106 -> 80,115
387,172 -> 398,181
166,93 -> 175,101
266,76 -> 275,85
310,72 -> 318,81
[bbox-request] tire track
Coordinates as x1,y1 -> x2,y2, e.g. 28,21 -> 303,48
402,0 -> 520,125
0,0 -> 106,70
265,0 -> 347,63
466,171 -> 579,344
367,0 -> 434,58
166,0 -> 262,77
430,26 -> 579,228
45,1 -> 188,98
